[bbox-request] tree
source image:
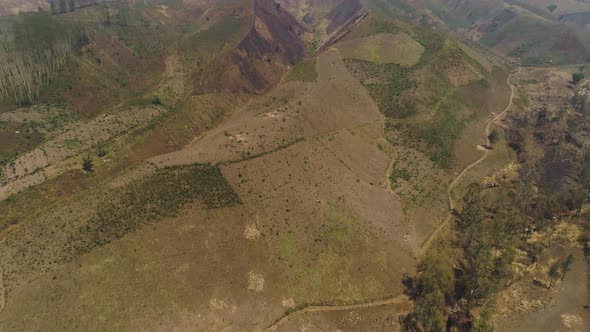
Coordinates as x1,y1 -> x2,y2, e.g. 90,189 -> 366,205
548,261 -> 560,289
415,291 -> 447,332
462,240 -> 497,307
96,146 -> 107,158
560,254 -> 574,280
68,0 -> 76,12
488,129 -> 498,145
82,157 -> 94,172
472,302 -> 495,332
547,5 -> 557,13
573,72 -> 584,84
410,253 -> 454,332
457,184 -> 486,250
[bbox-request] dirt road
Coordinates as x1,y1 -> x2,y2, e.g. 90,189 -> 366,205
419,68 -> 518,250
265,295 -> 411,331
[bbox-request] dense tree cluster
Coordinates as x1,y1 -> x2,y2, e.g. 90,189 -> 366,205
403,163 -> 588,331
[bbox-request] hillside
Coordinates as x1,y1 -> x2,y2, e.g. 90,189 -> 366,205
205,0 -> 309,94
406,0 -> 590,65
0,0 -> 588,331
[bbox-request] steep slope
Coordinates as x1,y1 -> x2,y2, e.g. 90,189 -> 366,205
410,0 -> 590,65
205,0 -> 308,94
277,0 -> 367,52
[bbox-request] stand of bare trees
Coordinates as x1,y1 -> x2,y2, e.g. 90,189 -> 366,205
0,13 -> 94,106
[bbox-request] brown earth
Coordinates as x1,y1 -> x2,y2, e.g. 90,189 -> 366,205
206,0 -> 309,94
0,48 -> 418,331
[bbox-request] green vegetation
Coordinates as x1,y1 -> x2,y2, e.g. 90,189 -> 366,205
306,38 -> 321,53
0,103 -> 75,166
82,157 -> 93,172
127,95 -> 164,108
547,4 -> 557,13
390,164 -> 412,187
509,43 -> 531,58
404,148 -> 589,330
344,30 -> 490,169
13,11 -> 69,51
515,89 -> 529,109
66,164 -> 239,258
63,138 -> 79,150
181,16 -> 247,59
548,261 -> 561,289
286,59 -> 318,83
404,183 -> 522,330
96,146 -> 107,158
488,129 -> 498,145
151,96 -> 162,105
573,72 -> 585,84
344,59 -> 415,118
338,33 -> 425,66
276,203 -> 389,304
416,93 -> 464,168
402,252 -> 453,332
560,254 -> 574,280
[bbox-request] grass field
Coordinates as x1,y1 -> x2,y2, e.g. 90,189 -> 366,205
286,59 -> 318,83
337,32 -> 425,66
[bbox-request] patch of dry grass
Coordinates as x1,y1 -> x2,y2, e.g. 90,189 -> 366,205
337,32 -> 425,66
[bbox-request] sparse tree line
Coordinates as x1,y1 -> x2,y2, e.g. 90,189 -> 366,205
0,35 -> 72,105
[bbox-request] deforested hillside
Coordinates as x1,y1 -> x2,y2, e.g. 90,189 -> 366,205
205,0 -> 308,94
277,0 -> 367,52
0,1 -> 589,331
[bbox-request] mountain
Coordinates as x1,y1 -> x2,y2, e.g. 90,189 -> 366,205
0,1 -> 589,331
205,0 -> 308,94
408,0 -> 590,65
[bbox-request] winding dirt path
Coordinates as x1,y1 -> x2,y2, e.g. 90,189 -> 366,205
265,296 -> 410,331
264,68 -> 519,331
420,68 -> 518,250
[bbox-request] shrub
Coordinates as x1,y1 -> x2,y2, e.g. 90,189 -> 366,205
82,157 -> 93,172
488,129 -> 498,145
96,147 -> 107,158
573,72 -> 584,84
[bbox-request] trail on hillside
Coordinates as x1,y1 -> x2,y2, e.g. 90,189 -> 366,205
420,68 -> 518,250
265,296 -> 411,331
264,68 -> 518,331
